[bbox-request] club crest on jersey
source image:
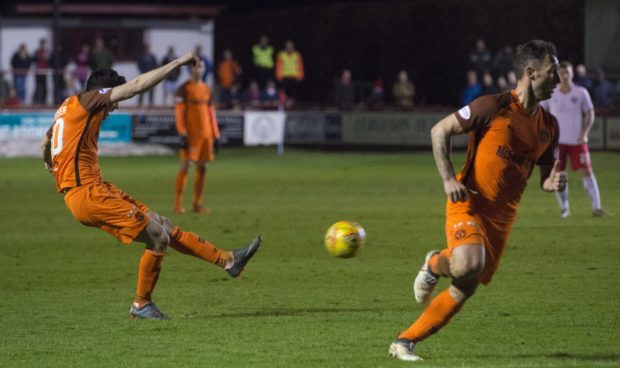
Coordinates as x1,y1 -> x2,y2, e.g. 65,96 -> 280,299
99,88 -> 111,94
458,105 -> 471,120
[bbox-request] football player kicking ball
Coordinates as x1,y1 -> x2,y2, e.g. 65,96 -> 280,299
389,40 -> 567,361
41,51 -> 261,320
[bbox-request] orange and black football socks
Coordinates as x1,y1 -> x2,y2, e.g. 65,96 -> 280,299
174,169 -> 188,212
169,226 -> 231,268
398,289 -> 464,343
134,249 -> 165,307
192,167 -> 206,210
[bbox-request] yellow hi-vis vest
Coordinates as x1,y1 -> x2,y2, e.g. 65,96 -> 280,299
252,45 -> 274,69
276,51 -> 304,80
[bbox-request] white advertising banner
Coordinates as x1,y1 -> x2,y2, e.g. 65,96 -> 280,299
243,111 -> 286,146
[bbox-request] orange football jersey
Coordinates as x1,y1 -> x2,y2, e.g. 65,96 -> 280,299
454,90 -> 559,216
175,81 -> 220,139
47,89 -> 113,192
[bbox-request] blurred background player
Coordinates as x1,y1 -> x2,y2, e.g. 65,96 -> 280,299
540,61 -> 609,218
174,60 -> 220,214
389,40 -> 566,361
41,52 -> 261,320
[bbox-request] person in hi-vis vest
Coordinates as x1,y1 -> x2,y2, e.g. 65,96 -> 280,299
275,40 -> 304,105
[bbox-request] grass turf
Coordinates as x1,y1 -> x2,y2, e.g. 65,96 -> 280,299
0,148 -> 619,367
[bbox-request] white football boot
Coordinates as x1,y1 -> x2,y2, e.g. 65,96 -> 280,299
413,250 -> 440,304
389,339 -> 423,362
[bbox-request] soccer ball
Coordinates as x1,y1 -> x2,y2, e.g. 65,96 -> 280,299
324,221 -> 366,258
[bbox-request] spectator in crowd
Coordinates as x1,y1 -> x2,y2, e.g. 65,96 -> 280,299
276,40 -> 304,105
33,38 -> 50,105
506,70 -> 518,90
74,44 -> 90,90
252,35 -> 275,88
137,43 -> 158,107
367,79 -> 385,109
161,46 -> 181,106
63,75 -> 81,100
219,82 -> 242,110
217,49 -> 242,104
460,70 -> 482,105
592,68 -> 615,107
333,69 -> 355,111
10,44 -> 31,103
4,87 -> 20,108
242,80 -> 262,109
469,38 -> 492,76
261,79 -> 283,110
392,69 -> 415,108
574,64 -> 593,93
496,75 -> 509,92
50,45 -> 69,105
573,64 -> 594,94
194,45 -> 212,82
0,70 -> 11,107
481,71 -> 498,95
90,37 -> 114,71
491,45 -> 514,78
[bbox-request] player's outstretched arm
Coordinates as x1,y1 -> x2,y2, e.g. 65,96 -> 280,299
430,114 -> 468,202
110,52 -> 199,104
541,160 -> 567,192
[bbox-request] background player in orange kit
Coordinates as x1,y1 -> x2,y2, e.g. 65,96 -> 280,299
389,40 -> 567,361
174,60 -> 220,214
40,51 -> 261,320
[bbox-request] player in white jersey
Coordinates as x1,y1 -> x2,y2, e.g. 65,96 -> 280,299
540,61 -> 608,217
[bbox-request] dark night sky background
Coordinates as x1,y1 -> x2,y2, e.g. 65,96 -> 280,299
1,0 -> 584,106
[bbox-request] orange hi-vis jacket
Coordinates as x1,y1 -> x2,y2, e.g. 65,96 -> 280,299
175,80 -> 220,139
47,89 -> 113,192
275,51 -> 304,81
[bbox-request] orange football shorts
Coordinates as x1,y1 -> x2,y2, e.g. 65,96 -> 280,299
444,198 -> 515,285
63,181 -> 151,244
181,136 -> 214,162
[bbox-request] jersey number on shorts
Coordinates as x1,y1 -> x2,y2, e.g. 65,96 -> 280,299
51,118 -> 65,157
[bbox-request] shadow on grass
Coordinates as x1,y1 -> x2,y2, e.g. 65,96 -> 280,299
472,351 -> 620,363
191,307 -> 381,319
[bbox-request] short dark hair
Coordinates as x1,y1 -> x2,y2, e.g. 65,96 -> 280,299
559,61 -> 573,69
85,69 -> 126,91
513,40 -> 558,79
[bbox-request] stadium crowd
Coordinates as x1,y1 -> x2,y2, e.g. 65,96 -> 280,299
1,36 -> 618,110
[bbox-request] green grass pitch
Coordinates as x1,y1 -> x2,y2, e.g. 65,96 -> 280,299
1,148 -> 619,367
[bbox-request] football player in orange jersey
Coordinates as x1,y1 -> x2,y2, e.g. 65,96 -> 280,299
41,51 -> 261,320
389,40 -> 567,361
173,60 -> 220,214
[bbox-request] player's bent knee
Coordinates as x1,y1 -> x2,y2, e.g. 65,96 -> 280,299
139,221 -> 169,252
159,216 -> 173,233
450,245 -> 485,280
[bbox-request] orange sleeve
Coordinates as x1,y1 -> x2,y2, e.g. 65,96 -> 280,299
209,105 -> 220,139
297,53 -> 304,80
275,53 -> 283,81
175,103 -> 187,135
174,83 -> 188,135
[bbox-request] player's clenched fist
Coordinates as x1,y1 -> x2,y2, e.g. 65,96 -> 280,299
179,51 -> 200,67
543,160 -> 567,192
443,177 -> 469,203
